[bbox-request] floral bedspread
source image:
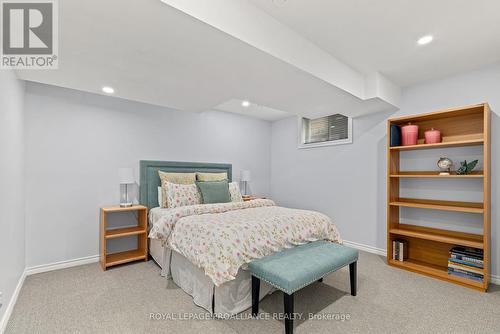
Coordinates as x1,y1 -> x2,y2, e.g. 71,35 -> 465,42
149,199 -> 342,286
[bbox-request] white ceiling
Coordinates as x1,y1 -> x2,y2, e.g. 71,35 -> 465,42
16,0 -> 500,121
16,0 -> 397,121
159,0 -> 400,110
213,99 -> 291,121
250,0 -> 500,87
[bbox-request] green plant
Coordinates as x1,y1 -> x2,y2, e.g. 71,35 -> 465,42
456,160 -> 478,175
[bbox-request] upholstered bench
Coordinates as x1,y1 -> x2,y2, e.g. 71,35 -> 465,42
248,241 -> 358,334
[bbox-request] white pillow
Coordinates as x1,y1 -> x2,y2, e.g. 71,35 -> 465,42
166,182 -> 202,208
229,182 -> 243,202
157,186 -> 162,207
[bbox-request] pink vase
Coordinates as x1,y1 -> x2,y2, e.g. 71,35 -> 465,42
401,123 -> 419,146
424,128 -> 441,144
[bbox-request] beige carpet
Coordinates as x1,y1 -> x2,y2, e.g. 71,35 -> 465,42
6,251 -> 500,334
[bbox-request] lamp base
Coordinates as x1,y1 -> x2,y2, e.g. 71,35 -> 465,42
120,202 -> 133,208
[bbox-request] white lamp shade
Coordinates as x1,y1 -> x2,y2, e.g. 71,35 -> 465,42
119,168 -> 135,184
240,170 -> 251,182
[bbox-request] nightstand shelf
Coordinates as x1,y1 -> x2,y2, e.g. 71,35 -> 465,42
105,226 -> 147,239
106,249 -> 147,267
100,205 -> 148,270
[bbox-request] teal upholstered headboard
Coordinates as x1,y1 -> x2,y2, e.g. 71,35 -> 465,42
139,160 -> 232,209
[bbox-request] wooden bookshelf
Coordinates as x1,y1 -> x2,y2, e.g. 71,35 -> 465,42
387,103 -> 491,292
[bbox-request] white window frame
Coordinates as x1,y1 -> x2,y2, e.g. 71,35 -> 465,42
297,115 -> 353,149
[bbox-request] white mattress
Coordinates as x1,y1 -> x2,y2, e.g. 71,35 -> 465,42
148,207 -> 274,315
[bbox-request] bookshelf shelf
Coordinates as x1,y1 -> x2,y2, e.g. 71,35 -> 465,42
387,103 -> 491,292
390,171 -> 484,178
388,259 -> 485,290
389,138 -> 483,151
389,224 -> 484,249
389,198 -> 484,214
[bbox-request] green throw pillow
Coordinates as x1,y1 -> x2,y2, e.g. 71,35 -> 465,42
196,180 -> 231,204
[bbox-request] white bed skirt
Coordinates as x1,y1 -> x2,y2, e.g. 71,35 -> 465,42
150,238 -> 274,315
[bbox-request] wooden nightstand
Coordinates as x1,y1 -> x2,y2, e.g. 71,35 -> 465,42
100,205 -> 148,270
242,195 -> 266,201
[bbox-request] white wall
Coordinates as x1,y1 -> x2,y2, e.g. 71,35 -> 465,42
0,71 -> 25,322
13,63 -> 500,278
271,63 -> 500,276
24,82 -> 272,267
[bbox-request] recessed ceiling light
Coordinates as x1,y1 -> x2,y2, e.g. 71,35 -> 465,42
241,100 -> 250,107
417,35 -> 433,45
102,86 -> 115,94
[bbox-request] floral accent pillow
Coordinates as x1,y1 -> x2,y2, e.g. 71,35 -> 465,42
166,182 -> 202,208
158,171 -> 196,208
229,182 -> 243,202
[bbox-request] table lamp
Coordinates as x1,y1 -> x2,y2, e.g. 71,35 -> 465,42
240,170 -> 251,195
119,168 -> 134,207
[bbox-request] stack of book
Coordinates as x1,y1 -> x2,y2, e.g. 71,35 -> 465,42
392,240 -> 408,262
448,247 -> 484,283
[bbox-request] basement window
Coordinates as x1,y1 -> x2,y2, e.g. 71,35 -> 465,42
298,114 -> 352,148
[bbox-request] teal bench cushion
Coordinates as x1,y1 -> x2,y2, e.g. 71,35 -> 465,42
248,241 -> 358,295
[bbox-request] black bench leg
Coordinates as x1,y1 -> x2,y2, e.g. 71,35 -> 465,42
252,276 -> 260,317
284,292 -> 294,334
349,261 -> 357,296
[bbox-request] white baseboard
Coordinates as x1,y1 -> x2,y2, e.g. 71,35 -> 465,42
489,274 -> 500,285
343,239 -> 387,256
0,269 -> 26,334
25,254 -> 99,276
343,239 -> 499,286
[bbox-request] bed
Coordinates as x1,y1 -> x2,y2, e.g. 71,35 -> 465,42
140,160 -> 341,316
